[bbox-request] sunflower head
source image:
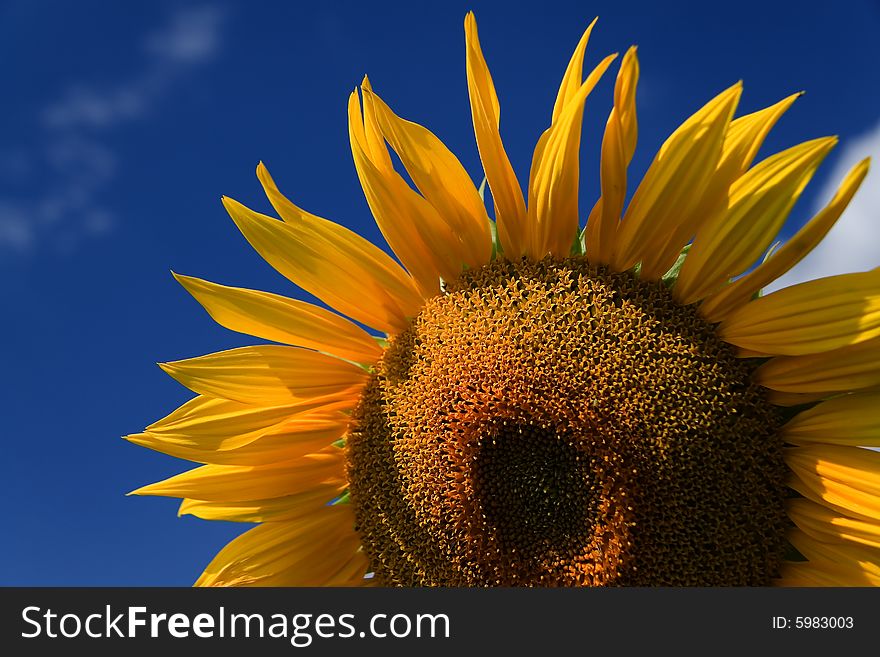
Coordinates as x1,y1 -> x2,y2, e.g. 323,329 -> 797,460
129,12 -> 878,587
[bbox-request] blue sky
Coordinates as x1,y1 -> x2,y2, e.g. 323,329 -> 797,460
2,0 -> 878,585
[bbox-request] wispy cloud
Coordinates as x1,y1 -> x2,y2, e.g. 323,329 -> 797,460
767,118 -> 880,291
0,6 -> 227,254
43,6 -> 225,131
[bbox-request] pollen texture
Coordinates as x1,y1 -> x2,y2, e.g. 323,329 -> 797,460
346,257 -> 787,586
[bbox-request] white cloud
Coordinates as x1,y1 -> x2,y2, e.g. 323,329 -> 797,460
0,6 -> 226,253
0,203 -> 32,250
42,84 -> 151,131
767,118 -> 880,291
145,6 -> 225,64
44,7 -> 226,130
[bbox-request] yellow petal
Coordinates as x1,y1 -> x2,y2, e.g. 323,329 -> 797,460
364,88 -> 492,269
755,335 -> 880,393
777,561 -> 876,587
464,12 -> 527,257
699,158 -> 870,322
788,498 -> 880,550
718,270 -> 880,356
128,411 -> 349,466
325,549 -> 374,587
159,345 -> 368,406
195,505 -> 366,587
174,274 -> 382,364
551,18 -> 598,123
144,394 -> 347,437
786,445 -> 880,522
226,186 -> 419,335
255,165 -> 426,316
179,484 -> 346,523
781,391 -> 880,447
585,46 -> 639,265
147,395 -> 288,436
675,137 -> 836,304
611,83 -> 742,273
130,448 -> 345,501
639,95 -> 799,281
349,87 -> 459,295
722,92 -> 802,179
634,98 -> 793,280
358,76 -> 393,170
787,529 -> 880,580
528,53 -> 617,258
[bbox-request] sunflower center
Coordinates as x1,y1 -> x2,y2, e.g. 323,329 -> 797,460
473,425 -> 594,555
346,257 -> 787,586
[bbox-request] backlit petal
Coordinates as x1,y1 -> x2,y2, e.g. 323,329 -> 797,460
636,96 -> 797,280
788,498 -> 880,550
787,446 -> 880,522
528,54 -> 617,258
699,158 -> 870,321
787,529 -> 880,581
174,274 -> 382,364
551,18 -> 598,123
144,395 -> 348,437
349,86 -> 460,294
128,411 -> 349,466
464,12 -> 528,257
777,561 -> 877,587
722,93 -> 802,178
224,191 -> 421,334
195,505 -> 366,587
130,448 -> 345,501
674,137 -> 836,304
718,270 -> 880,355
179,484 -> 346,523
159,345 -> 368,406
365,88 -> 493,269
585,46 -> 639,265
611,83 -> 741,273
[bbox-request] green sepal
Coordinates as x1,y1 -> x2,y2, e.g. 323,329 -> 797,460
332,437 -> 347,449
489,218 -> 502,260
330,490 -> 351,505
477,175 -> 504,261
762,241 -> 782,264
661,243 -> 691,288
374,336 -> 389,348
751,241 -> 782,300
570,228 -> 585,256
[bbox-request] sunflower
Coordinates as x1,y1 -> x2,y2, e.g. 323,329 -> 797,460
129,13 -> 879,587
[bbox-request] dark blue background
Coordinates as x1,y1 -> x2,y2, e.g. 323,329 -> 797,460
2,0 -> 878,585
